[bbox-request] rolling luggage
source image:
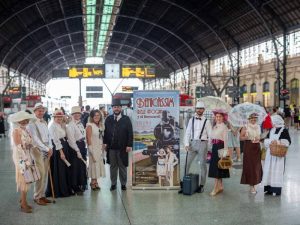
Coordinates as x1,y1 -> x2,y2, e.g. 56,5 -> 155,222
182,172 -> 199,195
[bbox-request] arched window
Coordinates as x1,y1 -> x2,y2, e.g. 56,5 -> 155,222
250,83 -> 256,93
263,82 -> 270,92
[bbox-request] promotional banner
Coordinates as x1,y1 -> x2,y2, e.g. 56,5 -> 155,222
132,90 -> 180,189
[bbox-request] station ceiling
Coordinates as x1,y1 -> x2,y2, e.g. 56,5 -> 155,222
0,0 -> 299,83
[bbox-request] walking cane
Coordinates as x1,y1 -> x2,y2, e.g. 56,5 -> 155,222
48,161 -> 56,204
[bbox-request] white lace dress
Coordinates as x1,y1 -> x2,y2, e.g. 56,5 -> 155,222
12,127 -> 35,192
87,123 -> 106,179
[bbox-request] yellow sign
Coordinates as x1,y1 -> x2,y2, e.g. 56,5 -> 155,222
68,67 -> 104,78
121,65 -> 155,78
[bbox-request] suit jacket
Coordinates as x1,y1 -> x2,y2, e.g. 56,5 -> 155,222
103,114 -> 133,167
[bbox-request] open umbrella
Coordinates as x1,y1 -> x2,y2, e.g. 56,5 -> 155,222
198,96 -> 231,112
228,102 -> 267,127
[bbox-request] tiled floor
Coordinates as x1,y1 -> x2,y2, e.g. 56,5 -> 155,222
0,130 -> 300,225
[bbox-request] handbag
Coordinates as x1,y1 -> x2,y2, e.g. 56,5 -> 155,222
23,149 -> 41,184
218,156 -> 232,169
23,164 -> 41,184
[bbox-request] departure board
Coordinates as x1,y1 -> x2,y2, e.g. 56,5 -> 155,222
121,64 -> 155,78
68,65 -> 105,78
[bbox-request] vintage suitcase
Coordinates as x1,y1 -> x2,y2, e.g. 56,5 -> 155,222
182,173 -> 199,195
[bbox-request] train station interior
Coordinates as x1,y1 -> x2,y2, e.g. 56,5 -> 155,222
0,0 -> 300,224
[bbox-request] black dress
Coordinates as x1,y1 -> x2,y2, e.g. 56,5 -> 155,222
69,140 -> 88,192
46,138 -> 73,197
208,141 -> 230,178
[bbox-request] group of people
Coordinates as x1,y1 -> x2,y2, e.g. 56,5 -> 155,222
182,101 -> 291,196
9,98 -> 133,213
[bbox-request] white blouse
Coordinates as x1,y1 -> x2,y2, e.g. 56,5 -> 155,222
49,122 -> 66,150
66,119 -> 86,152
211,122 -> 228,149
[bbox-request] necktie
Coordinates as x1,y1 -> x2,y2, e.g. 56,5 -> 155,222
196,117 -> 201,120
114,116 -> 118,121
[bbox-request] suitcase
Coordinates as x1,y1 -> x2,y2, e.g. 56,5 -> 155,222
183,173 -> 199,195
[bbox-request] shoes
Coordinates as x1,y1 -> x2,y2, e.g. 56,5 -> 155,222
110,185 -> 116,191
210,190 -> 217,196
216,188 -> 223,194
250,187 -> 257,194
121,185 -> 127,191
75,191 -> 84,196
20,205 -> 32,213
90,183 -> 97,191
34,198 -> 47,206
178,189 -> 183,194
196,185 -> 204,193
40,197 -> 52,203
95,183 -> 101,190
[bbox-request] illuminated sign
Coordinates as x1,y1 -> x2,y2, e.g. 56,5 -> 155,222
121,64 -> 155,78
68,65 -> 105,78
122,86 -> 139,92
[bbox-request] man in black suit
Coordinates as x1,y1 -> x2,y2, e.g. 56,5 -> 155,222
103,99 -> 133,191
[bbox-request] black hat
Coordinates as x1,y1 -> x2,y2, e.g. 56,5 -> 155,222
111,99 -> 122,106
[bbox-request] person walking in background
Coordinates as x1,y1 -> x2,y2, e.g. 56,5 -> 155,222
27,103 -> 53,206
0,112 -> 6,138
66,106 -> 88,195
86,109 -> 106,191
183,101 -> 212,194
208,109 -> 230,196
103,99 -> 133,191
81,105 -> 90,128
227,123 -> 241,162
46,109 -> 73,198
240,113 -> 262,194
43,108 -> 51,124
293,104 -> 299,130
262,115 -> 291,196
10,111 -> 37,213
123,102 -> 133,122
284,105 -> 291,129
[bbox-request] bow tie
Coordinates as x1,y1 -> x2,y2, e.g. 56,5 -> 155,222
196,117 -> 202,120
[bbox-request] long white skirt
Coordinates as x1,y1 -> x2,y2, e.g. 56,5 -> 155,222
262,148 -> 285,188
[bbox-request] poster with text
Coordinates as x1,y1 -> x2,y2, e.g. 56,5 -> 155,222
132,90 -> 180,188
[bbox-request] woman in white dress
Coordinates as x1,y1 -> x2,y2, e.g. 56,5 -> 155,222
86,109 -> 105,190
9,111 -> 36,213
262,115 -> 291,196
156,148 -> 166,186
165,146 -> 179,187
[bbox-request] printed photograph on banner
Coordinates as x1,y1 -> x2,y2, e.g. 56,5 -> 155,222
133,91 -> 180,188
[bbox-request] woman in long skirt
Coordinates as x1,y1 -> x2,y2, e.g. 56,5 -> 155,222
46,109 -> 73,197
66,106 -> 88,195
240,113 -> 262,194
86,110 -> 106,190
208,109 -> 229,196
262,115 -> 291,196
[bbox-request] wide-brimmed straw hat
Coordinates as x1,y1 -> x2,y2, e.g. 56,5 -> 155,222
53,109 -> 65,117
71,106 -> 82,115
8,111 -> 36,123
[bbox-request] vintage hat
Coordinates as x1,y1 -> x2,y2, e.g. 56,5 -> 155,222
195,101 -> 205,108
248,113 -> 259,119
213,108 -> 228,121
71,106 -> 82,115
111,98 -> 122,106
33,102 -> 45,111
53,109 -> 65,117
8,111 -> 36,123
